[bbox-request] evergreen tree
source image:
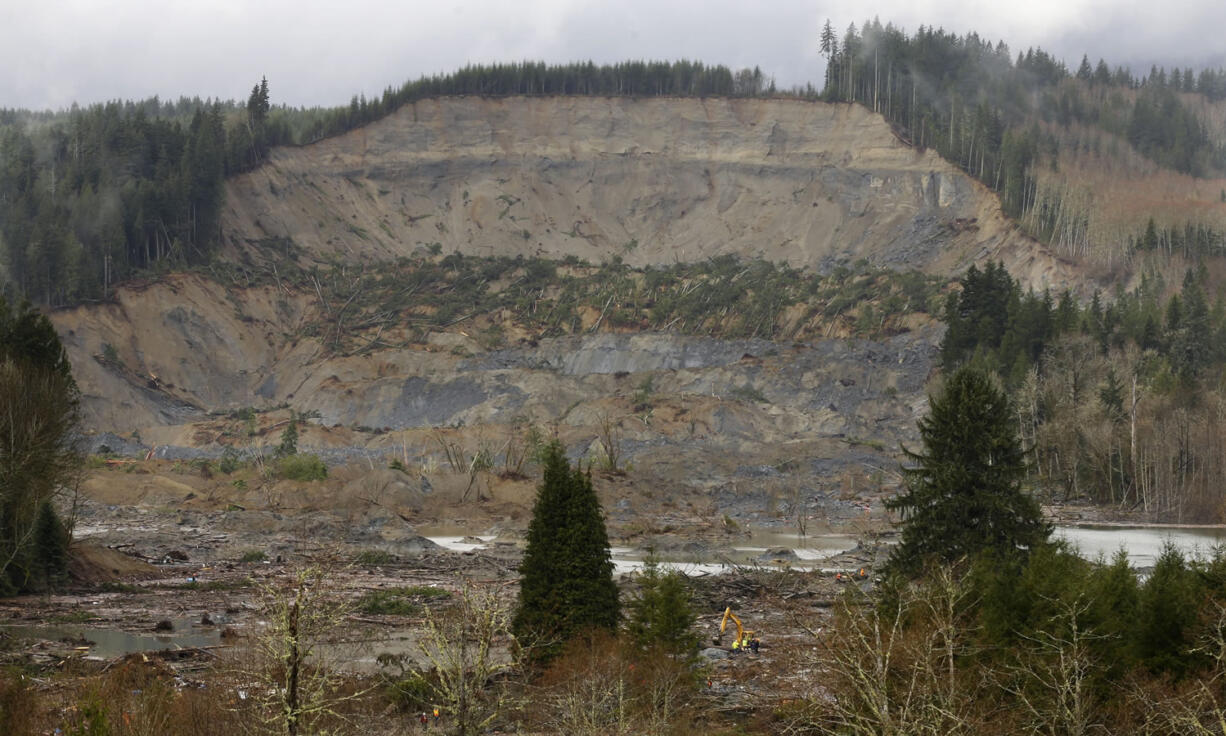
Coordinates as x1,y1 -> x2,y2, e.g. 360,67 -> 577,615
32,500 -> 69,590
886,366 -> 1050,576
276,418 -> 299,457
626,552 -> 699,662
819,19 -> 839,93
1077,55 -> 1093,81
1135,542 -> 1201,674
1099,368 -> 1126,423
0,296 -> 80,594
246,76 -> 272,165
513,440 -> 618,661
1088,549 -> 1140,678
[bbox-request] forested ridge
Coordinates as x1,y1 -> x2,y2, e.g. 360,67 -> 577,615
0,78 -> 283,305
0,61 -> 779,306
943,260 -> 1226,520
5,37 -> 1226,305
820,18 -> 1226,264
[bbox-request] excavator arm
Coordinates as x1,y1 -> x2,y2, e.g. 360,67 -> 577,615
715,606 -> 753,647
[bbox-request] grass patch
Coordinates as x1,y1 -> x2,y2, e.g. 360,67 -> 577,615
354,549 -> 397,566
843,436 -> 887,451
729,385 -> 770,404
238,549 -> 267,563
357,586 -> 450,615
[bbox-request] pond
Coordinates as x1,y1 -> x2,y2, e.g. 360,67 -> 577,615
2,617 -> 220,659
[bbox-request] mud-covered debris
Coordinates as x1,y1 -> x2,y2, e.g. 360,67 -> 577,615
758,548 -> 798,561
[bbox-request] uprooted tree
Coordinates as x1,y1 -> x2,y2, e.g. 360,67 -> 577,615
0,296 -> 81,594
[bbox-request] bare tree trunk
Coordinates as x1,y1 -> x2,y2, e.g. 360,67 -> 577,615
286,596 -> 301,736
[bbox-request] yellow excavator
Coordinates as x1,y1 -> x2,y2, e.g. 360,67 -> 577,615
714,606 -> 756,650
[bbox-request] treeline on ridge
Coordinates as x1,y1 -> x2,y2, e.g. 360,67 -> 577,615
0,61 -> 787,307
820,19 -> 1226,261
0,79 -> 282,305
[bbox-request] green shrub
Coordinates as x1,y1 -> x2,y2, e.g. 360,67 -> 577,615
355,549 -> 397,566
277,454 -> 327,481
239,549 -> 267,563
218,448 -> 242,474
357,585 -> 449,615
729,385 -> 769,403
384,672 -> 434,711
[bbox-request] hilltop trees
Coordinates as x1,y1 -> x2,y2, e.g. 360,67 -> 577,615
0,296 -> 80,593
817,19 -> 1226,266
886,365 -> 1049,576
513,440 -> 618,661
0,79 -> 285,305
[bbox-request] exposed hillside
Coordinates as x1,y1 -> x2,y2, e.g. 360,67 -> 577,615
220,96 -> 1080,292
46,96 -> 1095,523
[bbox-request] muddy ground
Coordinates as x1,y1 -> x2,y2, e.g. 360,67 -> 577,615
4,455 -> 1139,733
0,457 -> 902,731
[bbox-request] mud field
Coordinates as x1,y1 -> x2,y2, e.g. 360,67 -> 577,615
0,457 -> 898,733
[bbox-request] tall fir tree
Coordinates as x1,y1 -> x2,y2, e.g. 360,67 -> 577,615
886,366 -> 1049,576
1135,542 -> 1201,674
513,440 -> 618,661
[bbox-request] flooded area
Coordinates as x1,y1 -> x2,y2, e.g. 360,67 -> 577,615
11,522 -> 1221,666
1055,524 -> 1226,567
434,525 -> 1226,574
429,528 -> 863,576
1,618 -> 221,659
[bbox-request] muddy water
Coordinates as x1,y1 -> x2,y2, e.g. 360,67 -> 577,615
431,525 -> 1226,574
427,529 -> 861,576
2,618 -> 220,658
12,526 -> 1218,665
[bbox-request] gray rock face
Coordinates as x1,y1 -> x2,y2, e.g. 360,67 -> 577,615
551,335 -> 775,375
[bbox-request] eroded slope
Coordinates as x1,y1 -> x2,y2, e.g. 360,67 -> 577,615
222,97 -> 1079,291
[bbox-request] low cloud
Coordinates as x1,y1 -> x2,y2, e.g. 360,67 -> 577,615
2,0 -> 1224,111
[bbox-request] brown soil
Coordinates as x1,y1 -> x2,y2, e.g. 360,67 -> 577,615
67,544 -> 159,584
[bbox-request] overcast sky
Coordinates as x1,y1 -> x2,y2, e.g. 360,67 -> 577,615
3,1 -> 1226,112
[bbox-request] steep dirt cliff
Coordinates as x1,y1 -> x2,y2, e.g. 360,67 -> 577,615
221,96 -> 1079,292
51,97 -> 1092,517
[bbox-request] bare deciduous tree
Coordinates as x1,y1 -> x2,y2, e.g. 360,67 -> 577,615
786,574 -> 978,736
0,359 -> 82,589
403,582 -> 522,736
240,559 -> 370,736
993,594 -> 1104,736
